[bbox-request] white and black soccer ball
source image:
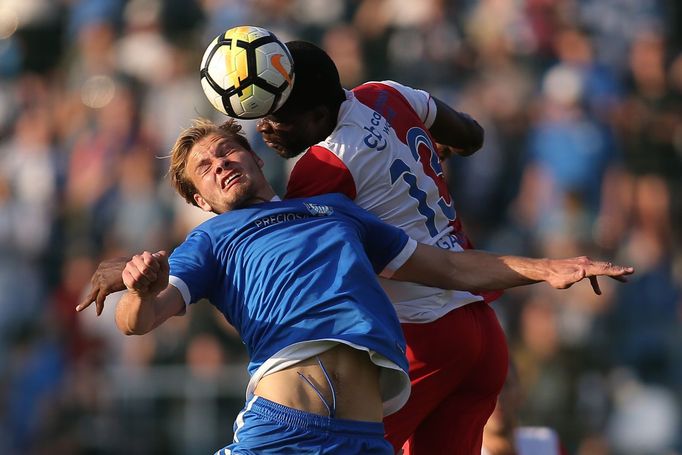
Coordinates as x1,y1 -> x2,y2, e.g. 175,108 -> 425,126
200,26 -> 295,119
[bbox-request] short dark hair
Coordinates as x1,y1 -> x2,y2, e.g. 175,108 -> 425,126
274,41 -> 346,118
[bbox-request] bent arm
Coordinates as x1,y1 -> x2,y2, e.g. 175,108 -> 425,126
429,97 -> 484,157
391,244 -> 634,294
116,285 -> 185,335
115,251 -> 185,335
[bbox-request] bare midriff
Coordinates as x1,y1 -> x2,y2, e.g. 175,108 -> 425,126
254,343 -> 383,422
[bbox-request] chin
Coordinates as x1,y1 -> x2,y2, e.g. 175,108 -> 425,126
275,146 -> 306,159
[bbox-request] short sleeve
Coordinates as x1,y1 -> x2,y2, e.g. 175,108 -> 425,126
168,230 -> 216,305
379,238 -> 417,278
335,198 -> 415,274
378,80 -> 437,128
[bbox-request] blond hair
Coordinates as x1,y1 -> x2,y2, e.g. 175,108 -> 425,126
169,118 -> 252,206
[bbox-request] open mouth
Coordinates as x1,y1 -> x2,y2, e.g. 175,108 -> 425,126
263,137 -> 284,151
222,173 -> 242,190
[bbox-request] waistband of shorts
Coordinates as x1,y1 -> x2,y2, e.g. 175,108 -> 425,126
250,395 -> 386,436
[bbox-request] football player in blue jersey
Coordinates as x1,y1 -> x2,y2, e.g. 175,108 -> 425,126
78,118 -> 632,454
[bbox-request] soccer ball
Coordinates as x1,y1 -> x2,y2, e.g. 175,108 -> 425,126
200,26 -> 295,119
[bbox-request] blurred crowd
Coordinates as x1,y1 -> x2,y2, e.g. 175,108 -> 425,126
0,0 -> 680,454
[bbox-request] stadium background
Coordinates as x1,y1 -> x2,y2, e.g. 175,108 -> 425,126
0,0 -> 680,453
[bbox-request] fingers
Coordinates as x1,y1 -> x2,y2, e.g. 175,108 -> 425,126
436,144 -> 454,160
131,252 -> 160,281
552,258 -> 634,293
591,261 -> 635,277
154,251 -> 170,275
75,286 -> 111,315
76,289 -> 96,312
583,261 -> 633,294
122,268 -> 144,292
77,252 -> 167,314
152,250 -> 168,260
123,251 -> 163,293
95,289 -> 107,316
589,276 -> 602,295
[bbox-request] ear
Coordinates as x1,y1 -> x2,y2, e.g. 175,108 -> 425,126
312,105 -> 329,123
193,193 -> 213,213
311,105 -> 334,135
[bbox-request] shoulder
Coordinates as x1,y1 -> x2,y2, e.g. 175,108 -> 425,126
298,193 -> 358,217
353,80 -> 431,127
188,206 -> 271,239
354,80 -> 427,104
293,192 -> 354,208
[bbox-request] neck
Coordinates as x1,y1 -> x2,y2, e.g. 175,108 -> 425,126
325,102 -> 342,136
312,101 -> 342,144
245,187 -> 277,206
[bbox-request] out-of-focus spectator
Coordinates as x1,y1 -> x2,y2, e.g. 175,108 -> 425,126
322,24 -> 365,87
613,30 -> 682,181
0,0 -> 679,452
513,63 -> 618,256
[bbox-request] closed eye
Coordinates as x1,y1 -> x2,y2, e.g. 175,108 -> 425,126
194,161 -> 211,176
216,140 -> 239,158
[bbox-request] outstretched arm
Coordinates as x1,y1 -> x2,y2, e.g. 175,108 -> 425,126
429,97 -> 484,158
115,251 -> 185,335
392,244 -> 634,295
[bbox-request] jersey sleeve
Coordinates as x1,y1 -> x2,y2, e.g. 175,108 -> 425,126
336,197 -> 416,276
378,80 -> 437,128
285,145 -> 357,199
379,238 -> 417,278
168,230 -> 217,306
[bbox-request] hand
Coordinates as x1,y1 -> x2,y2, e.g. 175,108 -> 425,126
435,143 -> 467,160
76,256 -> 130,315
545,257 -> 634,295
122,251 -> 169,298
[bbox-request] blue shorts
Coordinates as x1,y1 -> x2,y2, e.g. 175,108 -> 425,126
214,396 -> 393,454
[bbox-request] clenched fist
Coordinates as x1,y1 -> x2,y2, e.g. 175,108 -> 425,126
122,251 -> 169,297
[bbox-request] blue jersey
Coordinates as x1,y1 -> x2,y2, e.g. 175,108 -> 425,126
168,193 -> 411,381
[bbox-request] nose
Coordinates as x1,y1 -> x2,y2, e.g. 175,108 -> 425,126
257,118 -> 274,134
215,158 -> 231,174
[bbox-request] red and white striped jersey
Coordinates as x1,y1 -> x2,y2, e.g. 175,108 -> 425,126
286,81 -> 488,323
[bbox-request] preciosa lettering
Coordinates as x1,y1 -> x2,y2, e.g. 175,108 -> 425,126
254,213 -> 307,228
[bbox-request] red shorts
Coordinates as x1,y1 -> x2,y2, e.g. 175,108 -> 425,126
383,301 -> 508,455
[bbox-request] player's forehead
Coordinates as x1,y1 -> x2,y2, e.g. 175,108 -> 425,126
268,106 -> 310,125
190,134 -> 245,160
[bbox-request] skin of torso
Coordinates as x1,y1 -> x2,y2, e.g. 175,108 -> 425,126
254,344 -> 383,421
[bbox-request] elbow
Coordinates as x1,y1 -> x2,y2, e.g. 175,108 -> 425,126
116,323 -> 146,336
472,124 -> 484,152
120,327 -> 146,336
463,122 -> 484,156
453,111 -> 485,156
115,315 -> 150,336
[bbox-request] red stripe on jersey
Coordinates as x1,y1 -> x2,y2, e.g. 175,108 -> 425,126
355,82 -> 502,304
285,145 -> 357,200
353,82 -> 452,206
